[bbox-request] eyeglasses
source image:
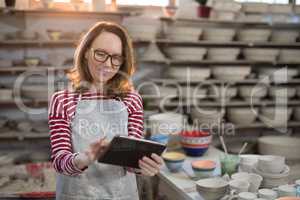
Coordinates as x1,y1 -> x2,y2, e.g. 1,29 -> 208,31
90,48 -> 124,69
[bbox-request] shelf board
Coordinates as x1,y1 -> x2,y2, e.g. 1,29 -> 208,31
160,17 -> 300,28
168,60 -> 300,65
0,99 -> 48,107
0,66 -> 71,73
0,131 -> 49,139
0,8 -> 132,17
233,121 -> 300,129
150,78 -> 300,85
156,39 -> 300,48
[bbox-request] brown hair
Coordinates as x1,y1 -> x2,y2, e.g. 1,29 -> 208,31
67,21 -> 135,97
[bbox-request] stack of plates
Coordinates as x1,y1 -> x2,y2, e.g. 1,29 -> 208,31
207,48 -> 240,61
164,47 -> 207,61
167,67 -> 211,81
202,28 -> 235,42
166,25 -> 202,42
238,29 -> 271,42
211,66 -> 251,81
243,48 -> 279,62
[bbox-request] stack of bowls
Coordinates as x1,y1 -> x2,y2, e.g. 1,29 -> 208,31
268,86 -> 296,100
164,47 -> 207,61
196,177 -> 229,200
238,85 -> 268,103
227,107 -> 258,126
209,86 -> 238,102
271,30 -> 299,43
207,48 -> 240,61
148,112 -> 186,136
191,108 -> 225,126
167,67 -> 211,81
238,29 -> 271,42
191,160 -> 216,179
258,136 -> 300,161
180,130 -> 212,156
259,107 -> 293,126
162,152 -> 186,172
212,66 -> 251,81
203,28 -> 235,42
279,50 -> 300,62
166,25 -> 202,42
243,48 -> 279,62
239,154 -> 260,173
253,155 -> 290,188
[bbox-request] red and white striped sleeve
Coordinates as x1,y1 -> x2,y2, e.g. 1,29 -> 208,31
123,91 -> 144,139
48,90 -> 84,176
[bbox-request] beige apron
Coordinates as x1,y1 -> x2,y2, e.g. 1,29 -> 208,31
55,93 -> 139,200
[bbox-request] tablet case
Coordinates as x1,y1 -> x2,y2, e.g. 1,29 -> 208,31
98,135 -> 167,169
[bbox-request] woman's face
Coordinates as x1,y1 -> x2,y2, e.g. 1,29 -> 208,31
85,31 -> 123,85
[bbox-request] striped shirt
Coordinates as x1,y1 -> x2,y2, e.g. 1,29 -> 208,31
48,90 -> 144,176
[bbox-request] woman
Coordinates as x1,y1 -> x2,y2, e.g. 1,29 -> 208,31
48,21 -> 163,200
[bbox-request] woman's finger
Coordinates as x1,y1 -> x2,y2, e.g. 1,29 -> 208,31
139,160 -> 158,175
151,154 -> 163,165
142,156 -> 160,170
139,161 -> 154,176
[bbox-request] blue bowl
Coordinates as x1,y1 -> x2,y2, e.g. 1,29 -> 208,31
162,152 -> 186,172
182,146 -> 209,157
150,134 -> 169,145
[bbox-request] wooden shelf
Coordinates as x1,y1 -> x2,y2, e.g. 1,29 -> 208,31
161,17 -> 300,28
168,60 -> 300,65
0,8 -> 132,17
0,99 -> 48,107
233,121 -> 300,129
0,131 -> 49,139
0,66 -> 71,74
156,39 -> 300,48
150,78 -> 300,85
146,99 -> 300,107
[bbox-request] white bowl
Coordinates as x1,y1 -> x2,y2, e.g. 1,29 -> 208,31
167,67 -> 211,81
231,172 -> 263,193
212,66 -> 251,81
140,43 -> 167,62
207,48 -> 240,61
258,136 -> 300,160
239,85 -> 268,99
258,155 -> 286,174
203,28 -> 235,42
166,26 -> 202,41
279,50 -> 300,62
158,86 -> 178,97
258,67 -> 298,82
270,4 -> 293,14
165,47 -> 207,61
242,3 -> 269,13
180,86 -> 207,99
21,85 -> 49,101
191,108 -> 225,125
243,48 -> 279,62
196,177 -> 229,200
227,107 -> 258,125
0,89 -> 13,101
239,154 -> 260,173
148,112 -> 186,135
238,29 -> 271,42
268,86 -> 296,99
271,30 -> 299,43
260,107 -> 292,120
209,86 -> 237,100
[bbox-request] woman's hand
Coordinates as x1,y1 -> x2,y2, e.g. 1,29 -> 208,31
136,153 -> 163,177
74,137 -> 110,170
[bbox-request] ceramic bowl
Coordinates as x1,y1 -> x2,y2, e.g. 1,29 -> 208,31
270,4 -> 293,14
148,113 -> 186,135
242,3 -> 269,13
203,28 -> 235,42
196,177 -> 229,200
212,66 -> 251,81
271,30 -> 299,43
258,155 -> 285,174
167,67 -> 211,81
229,179 -> 250,193
180,87 -> 207,99
258,136 -> 300,161
207,48 -> 240,61
227,107 -> 258,125
162,152 -> 186,172
276,185 -> 297,197
238,192 -> 257,200
239,85 -> 268,100
209,86 -> 237,100
192,160 -> 216,179
21,85 -> 49,100
150,134 -> 169,145
239,154 -> 260,173
279,50 -> 300,62
268,86 -> 296,99
24,57 -> 40,67
258,188 -> 278,199
165,47 -> 207,61
243,48 -> 279,62
238,29 -> 271,42
232,172 -> 263,193
180,130 -> 212,157
260,107 -> 293,126
191,108 -> 225,126
0,89 -> 13,101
